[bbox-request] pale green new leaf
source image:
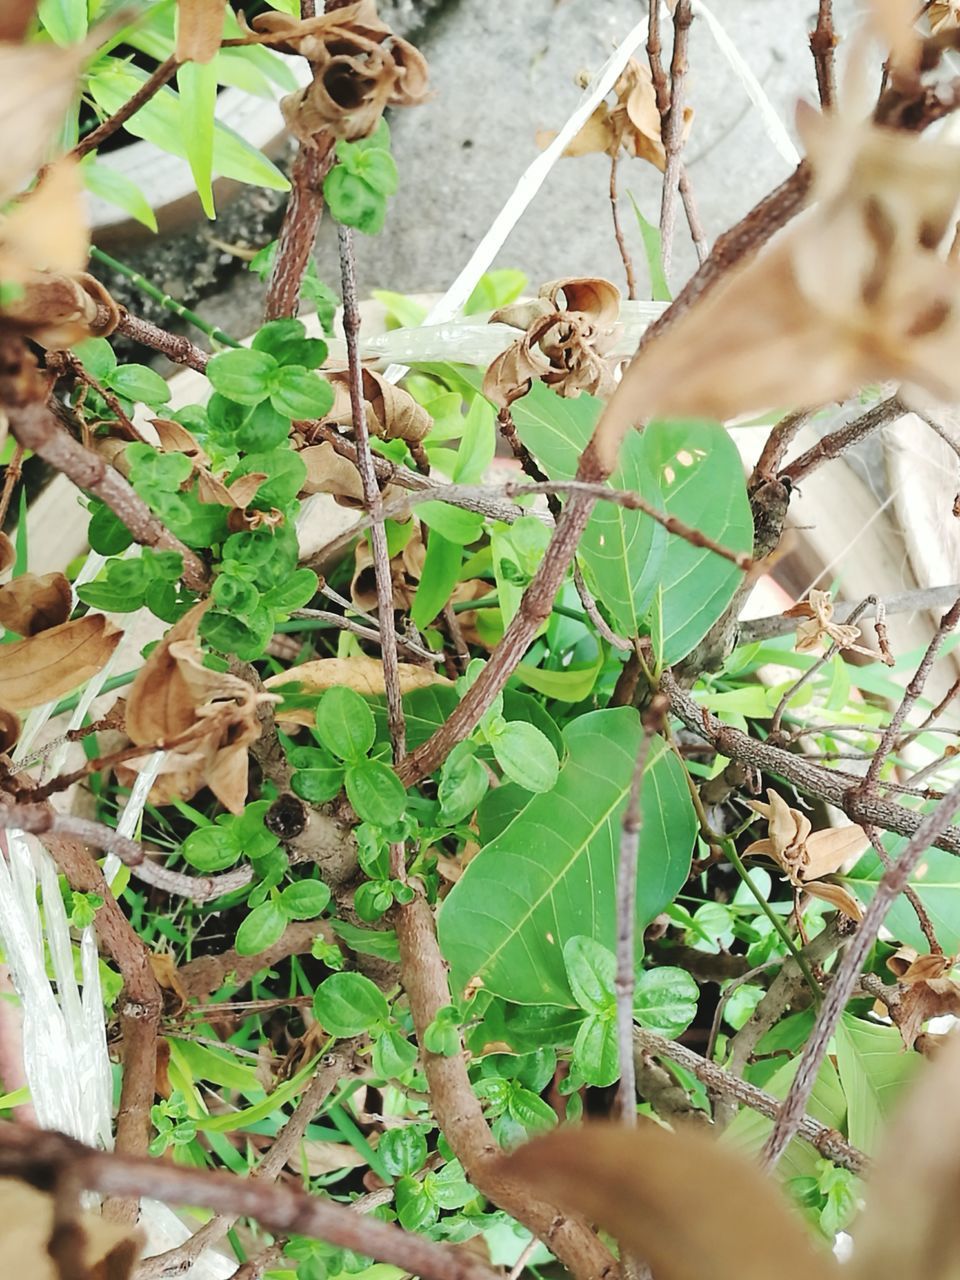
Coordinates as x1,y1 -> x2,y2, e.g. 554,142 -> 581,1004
834,1015 -> 920,1153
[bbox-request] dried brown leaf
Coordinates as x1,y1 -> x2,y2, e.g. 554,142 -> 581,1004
152,417 -> 209,465
351,524 -> 424,611
591,113 -> 960,472
0,614 -> 120,710
0,270 -> 120,347
323,369 -> 432,444
0,1176 -> 142,1278
296,1140 -> 367,1176
254,0 -> 429,142
929,1 -> 960,32
542,277 -> 622,329
0,532 -> 13,575
0,570 -> 72,635
150,952 -> 188,1016
803,879 -> 864,921
497,1123 -> 838,1280
0,705 -> 20,753
126,600 -> 213,745
0,160 -> 87,281
481,334 -> 548,409
802,823 -> 870,880
176,0 -> 226,63
266,655 -> 449,725
300,441 -> 365,504
850,1030 -> 960,1280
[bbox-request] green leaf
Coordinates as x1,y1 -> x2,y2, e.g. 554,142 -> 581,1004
630,198 -> 671,302
512,654 -> 603,702
313,972 -> 389,1036
417,502 -> 483,545
633,967 -> 699,1037
235,901 -> 287,956
38,0 -> 86,43
107,364 -> 171,407
563,937 -> 615,1015
87,67 -> 289,193
178,60 -> 217,218
372,1026 -> 418,1077
331,920 -> 401,963
315,686 -> 376,760
324,166 -> 386,234
638,419 -> 752,664
488,720 -> 559,794
411,531 -> 462,630
511,385 -> 665,634
845,836 -> 960,953
379,1126 -> 428,1177
279,880 -> 332,920
573,1012 -> 619,1087
395,1176 -> 438,1232
345,759 -> 406,827
181,825 -> 239,873
439,743 -> 489,825
207,348 -> 276,405
268,365 -> 334,420
834,1015 -> 920,1153
439,708 -> 696,1005
231,451 -> 306,508
72,337 -> 116,381
262,568 -> 318,616
82,160 -> 158,232
354,147 -> 398,196
465,269 -> 528,315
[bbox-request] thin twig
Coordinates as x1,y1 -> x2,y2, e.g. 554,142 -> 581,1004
116,309 -> 210,373
615,702 -> 663,1121
738,583 -> 960,644
760,775 -> 960,1169
863,823 -> 941,954
0,1126 -> 500,1280
0,442 -> 24,528
659,0 -> 694,280
288,607 -> 441,662
338,224 -> 406,761
633,1026 -> 865,1172
610,152 -> 638,300
810,0 -> 838,111
72,56 -> 178,161
678,166 -> 709,262
780,395 -> 904,484
750,408 -> 813,485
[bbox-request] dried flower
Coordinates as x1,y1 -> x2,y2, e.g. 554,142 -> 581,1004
744,789 -> 867,919
785,588 -> 877,656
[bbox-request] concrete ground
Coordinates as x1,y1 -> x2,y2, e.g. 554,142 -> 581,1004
188,0 -> 862,336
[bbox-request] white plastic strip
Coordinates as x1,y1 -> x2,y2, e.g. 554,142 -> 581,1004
692,0 -> 800,166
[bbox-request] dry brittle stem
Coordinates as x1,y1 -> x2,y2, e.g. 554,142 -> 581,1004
750,408 -> 814,485
860,592 -> 960,792
338,223 -> 406,761
71,56 -> 178,162
761,775 -> 960,1169
897,674 -> 960,751
0,1125 -> 500,1280
661,671 -> 960,855
678,166 -> 709,263
659,0 -> 694,280
116,309 -> 210,373
610,152 -> 638,300
48,351 -> 145,443
0,442 -> 25,528
393,892 -> 618,1280
810,0 -> 838,111
39,835 -> 162,1225
739,583 -> 960,644
265,140 -> 337,320
780,395 -> 904,484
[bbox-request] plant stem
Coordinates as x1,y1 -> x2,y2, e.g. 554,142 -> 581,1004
89,248 -> 241,349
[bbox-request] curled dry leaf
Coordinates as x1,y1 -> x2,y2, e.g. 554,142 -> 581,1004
0,614 -> 120,711
786,588 -> 877,657
0,270 -> 120,348
0,570 -> 71,635
881,947 -> 960,1050
593,105 -> 960,472
744,789 -> 867,919
176,0 -> 227,64
0,1176 -> 142,1279
323,368 -> 432,444
484,276 -> 621,405
266,654 -> 449,725
496,1122 -> 837,1280
301,441 -> 366,504
125,600 -> 272,813
538,59 -> 689,171
149,952 -> 188,1017
352,521 -> 424,611
151,417 -> 210,466
252,0 -> 429,143
0,160 -> 88,283
0,532 -> 16,575
0,706 -> 21,753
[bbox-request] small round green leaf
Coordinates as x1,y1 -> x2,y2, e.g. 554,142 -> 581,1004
182,825 -> 239,872
633,966 -> 699,1038
279,879 -> 332,920
235,901 -> 287,956
372,1026 -> 418,1078
378,1126 -> 427,1178
438,744 -> 488,825
313,972 -> 389,1036
489,720 -> 559,793
207,348 -> 276,405
572,1012 -> 620,1087
345,759 -> 407,827
562,936 -> 616,1015
267,365 -> 334,420
315,686 -> 376,760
